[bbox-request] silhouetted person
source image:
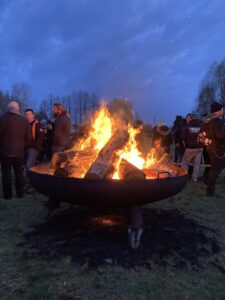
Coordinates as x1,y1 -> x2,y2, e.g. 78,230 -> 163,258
204,102 -> 225,196
45,103 -> 71,216
0,101 -> 29,199
51,103 -> 71,155
24,109 -> 44,169
181,116 -> 203,182
152,122 -> 173,154
172,115 -> 185,162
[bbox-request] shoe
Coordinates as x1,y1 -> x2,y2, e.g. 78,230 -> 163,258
206,188 -> 214,196
44,208 -> 57,222
16,193 -> 24,199
3,195 -> 12,200
26,187 -> 36,194
207,191 -> 223,198
128,227 -> 143,250
190,179 -> 198,183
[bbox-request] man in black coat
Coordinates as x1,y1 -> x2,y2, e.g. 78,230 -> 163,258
0,101 -> 29,199
44,103 -> 71,215
51,103 -> 71,155
172,115 -> 185,162
204,102 -> 225,196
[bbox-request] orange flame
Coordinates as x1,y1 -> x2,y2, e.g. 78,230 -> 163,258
69,105 -> 157,179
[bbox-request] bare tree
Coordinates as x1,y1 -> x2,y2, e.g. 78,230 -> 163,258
11,82 -> 31,112
0,90 -> 11,115
196,60 -> 225,116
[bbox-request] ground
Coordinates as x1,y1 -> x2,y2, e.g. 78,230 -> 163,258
0,173 -> 225,299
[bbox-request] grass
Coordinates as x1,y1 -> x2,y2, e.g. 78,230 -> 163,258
0,172 -> 225,300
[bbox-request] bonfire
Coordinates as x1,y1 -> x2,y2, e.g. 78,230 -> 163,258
49,104 -> 178,180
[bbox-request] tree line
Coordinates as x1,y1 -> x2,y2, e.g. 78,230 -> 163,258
0,83 -> 99,127
196,59 -> 225,116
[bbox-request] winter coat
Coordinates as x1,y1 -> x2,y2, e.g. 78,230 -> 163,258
0,112 -> 30,157
202,114 -> 225,155
51,111 -> 71,153
182,119 -> 203,149
26,120 -> 45,151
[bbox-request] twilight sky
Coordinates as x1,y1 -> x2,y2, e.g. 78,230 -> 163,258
0,0 -> 225,124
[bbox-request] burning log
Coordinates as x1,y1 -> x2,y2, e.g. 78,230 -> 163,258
50,150 -> 77,170
119,159 -> 146,180
143,153 -> 176,178
147,153 -> 173,169
85,129 -> 129,179
50,149 -> 96,177
54,167 -> 69,177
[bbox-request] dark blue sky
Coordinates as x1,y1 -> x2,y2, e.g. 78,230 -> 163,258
0,0 -> 225,124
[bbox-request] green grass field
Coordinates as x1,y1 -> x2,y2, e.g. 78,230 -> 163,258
0,173 -> 225,300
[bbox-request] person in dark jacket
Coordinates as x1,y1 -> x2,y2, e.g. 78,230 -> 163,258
44,103 -> 71,215
203,102 -> 225,196
181,116 -> 203,182
25,109 -> 44,169
0,101 -> 29,199
172,115 -> 185,162
51,103 -> 71,155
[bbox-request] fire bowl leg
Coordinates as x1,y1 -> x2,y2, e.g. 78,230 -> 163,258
127,206 -> 143,249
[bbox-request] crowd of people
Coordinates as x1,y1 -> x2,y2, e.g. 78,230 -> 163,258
153,101 -> 225,197
0,101 -> 71,199
1,100 -> 225,200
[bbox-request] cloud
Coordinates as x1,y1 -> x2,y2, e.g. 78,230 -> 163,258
0,0 -> 225,123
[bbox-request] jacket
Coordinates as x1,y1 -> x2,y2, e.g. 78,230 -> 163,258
26,120 -> 45,151
0,112 -> 30,157
182,119 -> 203,149
202,114 -> 225,154
52,111 -> 71,153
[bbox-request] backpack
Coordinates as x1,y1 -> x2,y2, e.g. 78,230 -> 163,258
197,121 -> 213,146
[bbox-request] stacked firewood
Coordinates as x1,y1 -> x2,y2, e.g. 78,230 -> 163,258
49,130 -> 179,180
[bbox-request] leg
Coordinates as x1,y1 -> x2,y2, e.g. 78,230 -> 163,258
181,149 -> 195,170
25,148 -> 39,170
206,151 -> 223,195
0,156 -> 13,199
127,206 -> 143,249
43,197 -> 61,221
13,157 -> 24,198
203,147 -> 210,181
45,197 -> 61,210
174,146 -> 179,163
192,149 -> 203,182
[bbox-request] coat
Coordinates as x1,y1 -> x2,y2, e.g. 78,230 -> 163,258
0,112 -> 30,157
51,111 -> 71,153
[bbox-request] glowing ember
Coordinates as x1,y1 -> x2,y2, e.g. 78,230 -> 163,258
91,216 -> 124,226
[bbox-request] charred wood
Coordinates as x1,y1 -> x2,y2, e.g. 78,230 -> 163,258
85,129 -> 129,179
119,159 -> 146,180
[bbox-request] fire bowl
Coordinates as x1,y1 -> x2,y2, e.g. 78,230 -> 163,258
27,164 -> 188,208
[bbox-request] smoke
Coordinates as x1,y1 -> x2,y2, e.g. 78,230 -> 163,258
107,98 -> 135,129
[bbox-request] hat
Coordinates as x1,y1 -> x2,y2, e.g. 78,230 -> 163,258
210,102 -> 223,113
7,101 -> 20,114
156,124 -> 170,135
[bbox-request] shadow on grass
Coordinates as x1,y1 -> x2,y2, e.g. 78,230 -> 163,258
21,207 -> 220,269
